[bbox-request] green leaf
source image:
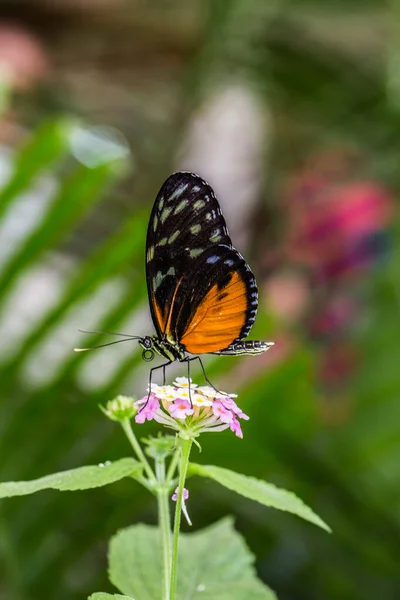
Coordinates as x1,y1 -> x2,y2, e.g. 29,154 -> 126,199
109,517 -> 277,600
181,580 -> 277,599
89,594 -> 133,600
0,161 -> 123,297
188,463 -> 331,533
2,210 -> 147,376
109,523 -> 161,600
0,457 -> 141,498
0,119 -> 71,221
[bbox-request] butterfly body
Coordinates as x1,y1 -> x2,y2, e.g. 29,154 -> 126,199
142,171 -> 273,367
139,335 -> 271,363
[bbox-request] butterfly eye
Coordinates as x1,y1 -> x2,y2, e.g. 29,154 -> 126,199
143,336 -> 152,348
142,349 -> 155,362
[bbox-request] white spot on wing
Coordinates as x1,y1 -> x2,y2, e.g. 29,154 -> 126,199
153,266 -> 176,291
193,199 -> 205,210
206,255 -> 219,264
147,246 -> 155,261
160,207 -> 173,223
153,272 -> 163,290
169,183 -> 188,201
168,230 -> 180,244
190,224 -> 201,234
210,229 -> 221,243
189,248 -> 203,258
174,199 -> 187,215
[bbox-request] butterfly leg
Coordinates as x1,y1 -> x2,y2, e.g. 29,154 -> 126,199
184,356 -> 194,406
140,360 -> 172,411
187,355 -> 228,396
149,360 -> 172,393
179,356 -> 195,406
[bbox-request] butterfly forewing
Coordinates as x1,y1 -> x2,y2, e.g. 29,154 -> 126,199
146,172 -> 233,337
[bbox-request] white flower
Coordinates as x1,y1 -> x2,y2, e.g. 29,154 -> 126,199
149,383 -> 163,394
191,392 -> 213,407
197,385 -> 238,399
173,388 -> 191,400
155,385 -> 177,402
173,376 -> 197,389
197,385 -> 218,399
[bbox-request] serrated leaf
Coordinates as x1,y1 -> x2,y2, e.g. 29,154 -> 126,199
89,594 -> 133,600
109,517 -> 277,600
0,457 -> 141,498
188,463 -> 331,533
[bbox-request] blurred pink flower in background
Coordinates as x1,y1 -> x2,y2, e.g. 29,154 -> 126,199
0,23 -> 49,90
284,150 -> 393,283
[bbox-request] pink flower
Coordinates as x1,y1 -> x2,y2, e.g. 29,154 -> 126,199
230,416 -> 243,439
217,395 -> 239,411
172,486 -> 192,525
212,400 -> 234,424
168,399 -> 194,420
133,379 -> 251,439
134,394 -> 160,423
172,487 -> 189,501
218,396 -> 249,420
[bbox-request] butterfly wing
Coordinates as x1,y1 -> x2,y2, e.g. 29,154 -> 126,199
172,245 -> 258,354
146,172 -> 232,338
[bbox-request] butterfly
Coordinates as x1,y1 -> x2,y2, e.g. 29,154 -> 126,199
138,172 -> 273,381
76,172 -> 273,386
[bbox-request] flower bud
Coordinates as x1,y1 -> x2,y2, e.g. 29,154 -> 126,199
100,395 -> 137,422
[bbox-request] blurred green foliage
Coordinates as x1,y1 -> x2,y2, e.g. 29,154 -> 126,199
0,2 -> 399,600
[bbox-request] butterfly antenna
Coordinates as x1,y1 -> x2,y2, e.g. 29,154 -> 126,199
74,330 -> 143,352
78,328 -> 141,338
74,337 -> 138,352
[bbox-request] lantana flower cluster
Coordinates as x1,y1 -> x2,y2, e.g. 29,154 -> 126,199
134,377 -> 249,439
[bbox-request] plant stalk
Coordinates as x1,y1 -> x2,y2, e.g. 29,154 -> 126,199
120,419 -> 156,483
169,437 -> 192,600
156,458 -> 172,600
166,445 -> 180,484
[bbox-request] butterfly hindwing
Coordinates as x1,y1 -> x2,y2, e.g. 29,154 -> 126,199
146,172 -> 232,337
174,245 -> 259,354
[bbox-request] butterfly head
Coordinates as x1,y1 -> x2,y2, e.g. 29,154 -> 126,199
138,336 -> 156,362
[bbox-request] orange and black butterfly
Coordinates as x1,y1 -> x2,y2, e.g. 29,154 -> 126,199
76,172 -> 273,381
138,172 -> 273,378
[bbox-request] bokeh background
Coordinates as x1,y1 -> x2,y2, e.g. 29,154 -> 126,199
0,1 -> 399,599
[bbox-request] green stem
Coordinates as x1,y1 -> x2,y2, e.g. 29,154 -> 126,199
166,445 -> 180,484
169,437 -> 193,600
121,419 -> 156,483
156,458 -> 172,600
